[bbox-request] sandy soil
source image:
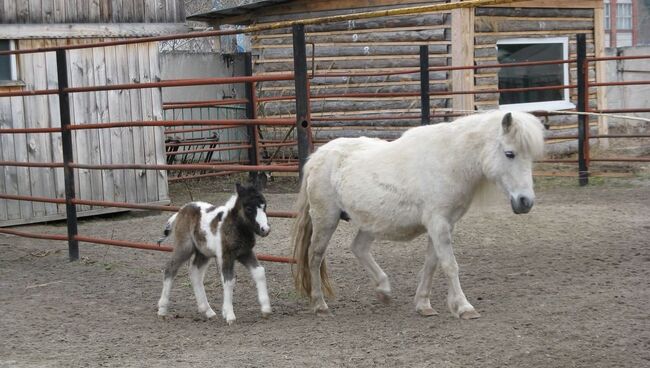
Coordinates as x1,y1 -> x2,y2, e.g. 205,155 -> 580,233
1,177 -> 648,368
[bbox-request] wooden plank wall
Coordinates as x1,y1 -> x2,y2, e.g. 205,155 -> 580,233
252,11 -> 453,142
0,38 -> 169,226
473,7 -> 599,152
0,0 -> 185,23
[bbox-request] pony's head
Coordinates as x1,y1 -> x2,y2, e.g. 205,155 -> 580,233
481,111 -> 545,214
235,183 -> 270,237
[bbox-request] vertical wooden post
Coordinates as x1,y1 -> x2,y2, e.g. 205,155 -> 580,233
419,45 -> 431,125
576,34 -> 589,186
292,24 -> 312,181
451,5 -> 475,113
55,49 -> 79,261
244,52 -> 262,188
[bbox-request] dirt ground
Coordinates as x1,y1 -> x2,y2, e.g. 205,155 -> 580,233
1,176 -> 649,368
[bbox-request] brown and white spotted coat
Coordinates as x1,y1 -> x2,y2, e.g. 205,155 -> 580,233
157,184 -> 271,324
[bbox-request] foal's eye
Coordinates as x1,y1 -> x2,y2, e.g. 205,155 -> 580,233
505,151 -> 516,159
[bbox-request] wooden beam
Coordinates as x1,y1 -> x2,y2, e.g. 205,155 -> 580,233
0,23 -> 190,39
451,4 -> 475,112
593,6 -> 608,146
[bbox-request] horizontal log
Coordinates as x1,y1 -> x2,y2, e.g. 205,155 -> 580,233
475,7 -> 594,18
475,33 -> 593,45
260,44 -> 449,59
257,13 -> 448,35
259,72 -> 448,89
313,129 -> 406,141
475,19 -> 594,33
261,98 -> 447,115
255,28 -> 448,45
259,83 -> 449,98
256,56 -> 449,73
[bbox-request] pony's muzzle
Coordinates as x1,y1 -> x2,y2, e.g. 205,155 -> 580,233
258,226 -> 271,237
511,195 -> 534,214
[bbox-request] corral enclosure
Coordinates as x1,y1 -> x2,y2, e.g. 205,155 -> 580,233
0,179 -> 648,367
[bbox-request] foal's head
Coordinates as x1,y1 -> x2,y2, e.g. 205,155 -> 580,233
234,183 -> 270,237
482,111 -> 545,214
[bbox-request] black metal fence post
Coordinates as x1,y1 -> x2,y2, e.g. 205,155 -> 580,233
292,24 -> 312,182
55,49 -> 79,261
244,52 -> 262,188
576,34 -> 589,186
419,45 -> 430,125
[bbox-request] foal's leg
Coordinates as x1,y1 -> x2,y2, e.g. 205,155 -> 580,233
220,257 -> 237,325
414,237 -> 439,316
309,215 -> 339,315
239,252 -> 272,318
189,252 -> 217,319
427,218 -> 480,319
158,240 -> 194,316
350,231 -> 391,303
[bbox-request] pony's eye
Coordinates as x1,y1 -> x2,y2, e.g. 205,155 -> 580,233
505,151 -> 515,159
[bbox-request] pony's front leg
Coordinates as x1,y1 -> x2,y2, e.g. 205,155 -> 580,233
414,237 -> 439,316
240,253 -> 272,318
220,259 -> 237,325
427,218 -> 480,320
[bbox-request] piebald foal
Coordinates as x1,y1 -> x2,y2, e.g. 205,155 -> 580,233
157,184 -> 271,324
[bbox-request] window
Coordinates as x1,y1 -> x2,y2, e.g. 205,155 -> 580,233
616,0 -> 633,30
604,1 -> 611,30
0,40 -> 18,81
497,37 -> 574,111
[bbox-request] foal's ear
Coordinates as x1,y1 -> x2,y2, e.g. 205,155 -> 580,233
501,112 -> 513,134
235,182 -> 243,195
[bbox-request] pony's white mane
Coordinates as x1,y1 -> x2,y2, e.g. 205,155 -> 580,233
468,110 -> 545,159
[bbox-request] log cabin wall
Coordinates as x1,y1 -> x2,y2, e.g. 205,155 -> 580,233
249,3 -> 451,143
473,6 -> 600,153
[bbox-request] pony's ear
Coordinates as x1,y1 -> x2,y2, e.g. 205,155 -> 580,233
501,112 -> 513,134
235,182 -> 243,194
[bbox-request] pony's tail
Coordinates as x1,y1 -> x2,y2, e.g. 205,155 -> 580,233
157,212 -> 178,245
291,171 -> 334,299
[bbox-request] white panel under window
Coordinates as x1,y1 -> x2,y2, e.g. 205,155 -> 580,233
617,32 -> 633,47
497,37 -> 574,112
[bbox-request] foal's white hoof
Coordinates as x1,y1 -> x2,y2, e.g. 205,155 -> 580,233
416,307 -> 439,317
261,307 -> 272,319
313,306 -> 332,316
460,309 -> 481,320
157,308 -> 168,317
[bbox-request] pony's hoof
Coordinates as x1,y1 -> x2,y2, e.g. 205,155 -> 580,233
261,308 -> 272,319
460,309 -> 481,320
416,307 -> 439,317
226,318 -> 236,325
314,307 -> 332,317
204,309 -> 217,319
376,291 -> 391,304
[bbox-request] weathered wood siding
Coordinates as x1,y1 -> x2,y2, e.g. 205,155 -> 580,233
0,0 -> 185,23
0,38 -> 169,226
474,7 -> 599,152
252,9 -> 452,141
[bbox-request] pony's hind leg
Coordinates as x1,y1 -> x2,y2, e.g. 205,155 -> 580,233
158,239 -> 194,317
189,251 -> 217,319
427,218 -> 480,320
309,217 -> 338,315
350,231 -> 391,304
414,237 -> 439,316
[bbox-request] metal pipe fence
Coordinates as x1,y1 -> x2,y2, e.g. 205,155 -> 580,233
0,1 -> 648,263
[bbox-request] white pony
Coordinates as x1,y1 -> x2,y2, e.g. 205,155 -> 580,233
291,111 -> 544,319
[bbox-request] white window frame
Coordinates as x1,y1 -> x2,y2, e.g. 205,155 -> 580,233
497,37 -> 575,112
0,39 -> 19,82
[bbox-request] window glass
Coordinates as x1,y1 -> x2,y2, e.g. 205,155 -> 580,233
497,42 -> 565,105
617,3 -> 633,30
0,40 -> 12,80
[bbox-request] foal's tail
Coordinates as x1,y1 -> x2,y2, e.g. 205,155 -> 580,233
157,212 -> 178,245
291,171 -> 334,299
